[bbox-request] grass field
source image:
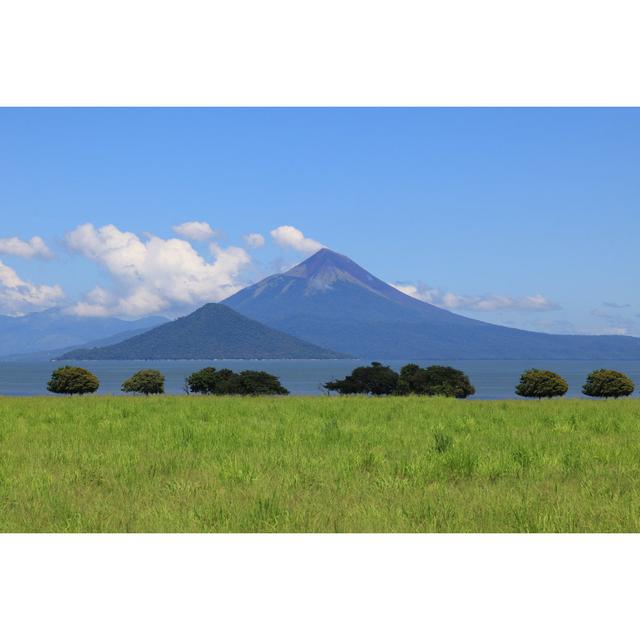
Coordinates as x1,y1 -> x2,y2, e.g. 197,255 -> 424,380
1,396 -> 639,532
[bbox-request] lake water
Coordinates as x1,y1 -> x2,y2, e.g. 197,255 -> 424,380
1,359 -> 640,399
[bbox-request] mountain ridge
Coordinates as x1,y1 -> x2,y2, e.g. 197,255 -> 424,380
0,325 -> 168,362
0,308 -> 168,357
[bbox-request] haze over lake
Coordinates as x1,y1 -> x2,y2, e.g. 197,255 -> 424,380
2,359 -> 640,399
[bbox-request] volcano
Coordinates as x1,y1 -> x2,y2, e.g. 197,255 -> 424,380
59,302 -> 345,360
223,248 -> 640,359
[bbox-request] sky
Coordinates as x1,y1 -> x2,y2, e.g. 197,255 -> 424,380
0,107 -> 638,335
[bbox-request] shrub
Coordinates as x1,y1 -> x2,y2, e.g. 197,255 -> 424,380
47,366 -> 100,395
515,369 -> 568,399
186,367 -> 288,395
324,362 -> 399,395
397,364 -> 475,398
121,369 -> 165,395
582,369 -> 634,398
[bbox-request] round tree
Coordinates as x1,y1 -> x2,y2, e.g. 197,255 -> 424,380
121,369 -> 165,395
515,369 -> 568,399
582,369 -> 634,398
47,366 -> 100,395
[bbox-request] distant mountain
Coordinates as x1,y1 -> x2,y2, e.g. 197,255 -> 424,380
223,248 -> 640,359
59,303 -> 346,360
0,325 -> 166,361
0,308 -> 168,357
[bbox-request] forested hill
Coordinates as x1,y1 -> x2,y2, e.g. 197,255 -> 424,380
59,303 -> 347,360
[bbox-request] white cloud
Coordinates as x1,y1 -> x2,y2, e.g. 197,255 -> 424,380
393,282 -> 559,312
244,233 -> 265,248
270,225 -> 324,254
65,223 -> 252,317
0,259 -> 64,315
0,235 -> 54,259
171,221 -> 215,241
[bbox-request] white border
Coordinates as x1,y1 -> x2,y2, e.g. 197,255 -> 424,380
1,0 -> 639,106
1,534 -> 638,639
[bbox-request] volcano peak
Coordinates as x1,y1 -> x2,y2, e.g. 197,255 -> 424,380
284,248 -> 384,294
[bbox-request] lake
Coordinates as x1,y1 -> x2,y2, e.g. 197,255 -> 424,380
1,359 -> 640,398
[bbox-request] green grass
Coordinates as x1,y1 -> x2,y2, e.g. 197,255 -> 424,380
1,396 -> 639,532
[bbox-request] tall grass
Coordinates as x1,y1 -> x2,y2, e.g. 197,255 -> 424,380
0,396 -> 639,532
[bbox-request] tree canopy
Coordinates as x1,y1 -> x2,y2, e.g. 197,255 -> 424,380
324,362 -> 400,396
515,369 -> 568,399
582,369 -> 634,398
231,370 -> 289,395
185,367 -> 235,394
121,369 -> 165,395
397,364 -> 475,398
47,366 -> 100,395
185,367 -> 288,395
324,362 -> 476,397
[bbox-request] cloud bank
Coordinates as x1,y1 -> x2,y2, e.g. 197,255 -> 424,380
393,282 -> 559,312
65,223 -> 251,317
0,259 -> 64,315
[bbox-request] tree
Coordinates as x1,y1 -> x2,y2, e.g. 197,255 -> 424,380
230,370 -> 289,395
185,367 -> 289,395
47,366 -> 100,395
515,369 -> 568,399
397,364 -> 475,398
582,369 -> 634,398
185,367 -> 220,394
185,367 -> 237,394
121,369 -> 165,395
324,362 -> 399,395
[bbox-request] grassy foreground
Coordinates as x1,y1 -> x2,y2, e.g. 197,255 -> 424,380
1,396 -> 639,532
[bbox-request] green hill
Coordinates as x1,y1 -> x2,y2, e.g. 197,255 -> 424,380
59,303 -> 347,360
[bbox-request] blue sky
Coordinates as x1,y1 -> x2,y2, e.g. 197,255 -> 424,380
0,107 -> 638,335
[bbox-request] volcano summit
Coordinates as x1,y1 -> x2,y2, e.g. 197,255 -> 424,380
223,248 -> 640,360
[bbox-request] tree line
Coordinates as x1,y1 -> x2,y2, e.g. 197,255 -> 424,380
323,363 -> 636,399
46,366 -> 289,396
44,363 -> 636,399
324,362 -> 476,397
